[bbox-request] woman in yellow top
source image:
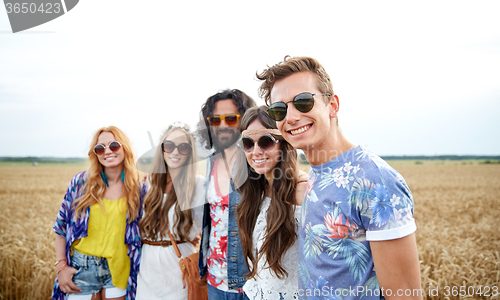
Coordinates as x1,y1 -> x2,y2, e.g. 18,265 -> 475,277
52,126 -> 147,300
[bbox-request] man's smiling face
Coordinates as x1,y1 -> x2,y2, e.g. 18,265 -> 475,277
270,71 -> 337,152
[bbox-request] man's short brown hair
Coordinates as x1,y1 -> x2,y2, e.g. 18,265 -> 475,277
256,56 -> 334,106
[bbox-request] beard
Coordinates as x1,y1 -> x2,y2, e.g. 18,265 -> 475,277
213,127 -> 241,150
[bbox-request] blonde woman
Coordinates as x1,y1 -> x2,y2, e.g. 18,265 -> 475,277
52,126 -> 147,300
136,123 -> 205,300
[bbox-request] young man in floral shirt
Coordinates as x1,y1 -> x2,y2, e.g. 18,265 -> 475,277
257,57 -> 422,300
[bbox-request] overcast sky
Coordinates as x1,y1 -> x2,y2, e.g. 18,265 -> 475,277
1,1 -> 499,158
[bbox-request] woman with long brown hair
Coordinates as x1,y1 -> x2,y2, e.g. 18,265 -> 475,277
136,123 -> 205,300
52,126 -> 146,300
236,106 -> 307,300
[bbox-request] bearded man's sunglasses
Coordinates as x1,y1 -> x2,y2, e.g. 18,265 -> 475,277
206,114 -> 240,127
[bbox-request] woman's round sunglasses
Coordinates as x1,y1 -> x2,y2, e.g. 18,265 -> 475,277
241,134 -> 280,153
93,141 -> 122,155
267,92 -> 331,121
162,141 -> 192,155
206,114 -> 240,127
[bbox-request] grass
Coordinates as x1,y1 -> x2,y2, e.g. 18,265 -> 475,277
384,159 -> 492,166
0,161 -> 88,167
0,163 -> 499,299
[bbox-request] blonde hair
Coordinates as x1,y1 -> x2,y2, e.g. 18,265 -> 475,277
140,126 -> 197,241
74,126 -> 141,222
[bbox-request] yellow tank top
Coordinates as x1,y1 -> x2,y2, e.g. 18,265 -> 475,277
73,198 -> 129,289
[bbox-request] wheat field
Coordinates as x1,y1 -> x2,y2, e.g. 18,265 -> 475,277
0,163 -> 499,299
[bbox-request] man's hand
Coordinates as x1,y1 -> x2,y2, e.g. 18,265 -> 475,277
190,234 -> 201,247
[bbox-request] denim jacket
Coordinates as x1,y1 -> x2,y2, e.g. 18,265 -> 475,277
198,153 -> 249,289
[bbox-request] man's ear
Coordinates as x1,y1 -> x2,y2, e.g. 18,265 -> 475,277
329,94 -> 339,119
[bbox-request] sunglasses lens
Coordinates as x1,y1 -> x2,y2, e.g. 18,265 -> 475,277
163,141 -> 175,153
225,115 -> 238,126
178,143 -> 192,155
258,135 -> 276,151
209,116 -> 221,126
294,93 -> 315,113
109,141 -> 121,152
242,137 -> 254,152
94,145 -> 105,155
267,103 -> 287,121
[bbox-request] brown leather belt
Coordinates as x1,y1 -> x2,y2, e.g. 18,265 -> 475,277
141,239 -> 187,247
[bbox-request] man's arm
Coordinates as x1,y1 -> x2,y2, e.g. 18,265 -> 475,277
370,233 -> 422,299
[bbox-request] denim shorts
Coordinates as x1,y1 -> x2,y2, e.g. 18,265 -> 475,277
70,249 -> 124,296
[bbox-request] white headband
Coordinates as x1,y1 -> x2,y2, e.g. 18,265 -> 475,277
241,129 -> 282,136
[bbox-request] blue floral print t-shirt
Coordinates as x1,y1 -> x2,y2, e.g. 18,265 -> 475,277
298,145 -> 416,300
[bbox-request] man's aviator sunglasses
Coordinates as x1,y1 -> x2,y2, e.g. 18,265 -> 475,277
206,114 -> 240,127
267,92 -> 331,122
93,141 -> 122,155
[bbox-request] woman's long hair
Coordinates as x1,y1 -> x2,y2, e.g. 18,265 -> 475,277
236,106 -> 299,279
74,126 -> 141,222
139,126 -> 197,241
